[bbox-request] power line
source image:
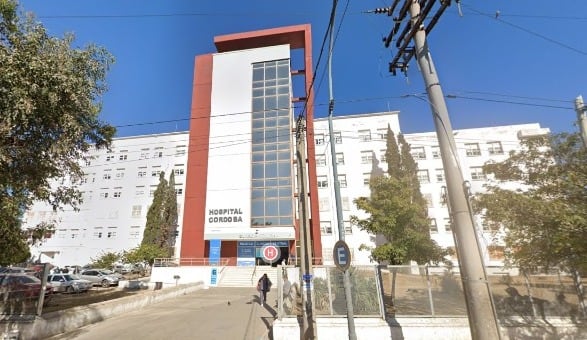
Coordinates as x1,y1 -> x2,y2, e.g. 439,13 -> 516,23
463,5 -> 587,57
446,94 -> 573,110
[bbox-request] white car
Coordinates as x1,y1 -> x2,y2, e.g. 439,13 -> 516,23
47,274 -> 92,293
79,269 -> 120,288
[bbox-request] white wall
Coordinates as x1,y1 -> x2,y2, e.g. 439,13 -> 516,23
204,44 -> 295,240
25,132 -> 189,267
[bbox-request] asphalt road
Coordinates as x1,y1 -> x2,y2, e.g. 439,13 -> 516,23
48,287 -> 278,340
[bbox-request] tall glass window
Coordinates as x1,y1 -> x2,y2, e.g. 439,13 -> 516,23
251,59 -> 293,228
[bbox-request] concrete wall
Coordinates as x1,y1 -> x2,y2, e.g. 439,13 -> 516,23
272,316 -> 586,340
149,266 -> 222,287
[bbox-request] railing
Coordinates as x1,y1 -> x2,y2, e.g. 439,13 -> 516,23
153,258 -> 230,267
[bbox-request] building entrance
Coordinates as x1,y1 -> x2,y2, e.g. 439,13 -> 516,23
237,240 -> 290,267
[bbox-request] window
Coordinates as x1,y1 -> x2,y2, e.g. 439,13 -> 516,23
429,219 -> 438,233
410,146 -> 426,160
342,197 -> 351,211
106,155 -> 114,162
115,169 -> 125,179
487,141 -> 504,155
423,193 -> 433,207
315,133 -> 325,145
363,173 -> 371,186
333,131 -> 342,144
153,147 -> 164,158
358,130 -> 371,142
99,192 -> 109,199
377,128 -> 387,140
444,218 -> 452,232
129,226 -> 141,239
93,228 -> 103,239
102,171 -> 111,180
174,166 -> 185,176
71,229 -> 79,239
344,221 -> 352,234
135,186 -> 145,196
139,152 -> 149,160
432,146 -> 440,159
320,221 -> 332,235
465,143 -> 481,157
131,205 -> 142,218
380,150 -> 387,162
316,154 -> 327,166
113,191 -> 121,198
151,170 -> 162,177
175,188 -> 183,196
317,175 -> 328,188
137,170 -> 147,178
335,153 -> 345,165
435,168 -> 445,182
470,166 -> 486,181
319,197 -> 330,211
360,151 -> 373,164
417,169 -> 430,183
119,154 -> 128,161
107,229 -> 117,238
337,174 -> 347,188
175,145 -> 187,156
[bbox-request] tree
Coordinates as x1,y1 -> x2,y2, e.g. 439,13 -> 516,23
474,132 -> 587,274
141,171 -> 178,257
122,244 -> 169,267
351,126 -> 446,265
90,251 -> 121,270
0,1 -> 115,265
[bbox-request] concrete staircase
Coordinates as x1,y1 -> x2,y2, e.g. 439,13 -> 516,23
218,266 -> 279,287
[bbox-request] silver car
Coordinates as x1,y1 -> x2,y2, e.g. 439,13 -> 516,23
79,269 -> 120,288
47,274 -> 92,293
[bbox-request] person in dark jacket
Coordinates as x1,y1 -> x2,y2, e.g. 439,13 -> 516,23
257,273 -> 272,306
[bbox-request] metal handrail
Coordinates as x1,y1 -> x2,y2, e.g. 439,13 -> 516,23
153,257 -> 230,267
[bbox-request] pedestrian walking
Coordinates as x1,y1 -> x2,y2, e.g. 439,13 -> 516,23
257,273 -> 272,306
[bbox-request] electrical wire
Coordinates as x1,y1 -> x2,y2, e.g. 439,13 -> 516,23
463,5 -> 587,57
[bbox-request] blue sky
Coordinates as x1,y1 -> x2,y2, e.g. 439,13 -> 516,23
18,0 -> 587,137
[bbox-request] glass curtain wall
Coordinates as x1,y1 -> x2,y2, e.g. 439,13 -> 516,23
251,59 -> 294,228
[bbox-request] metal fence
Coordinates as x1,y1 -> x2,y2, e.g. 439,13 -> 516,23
277,265 -> 385,319
380,265 -> 584,319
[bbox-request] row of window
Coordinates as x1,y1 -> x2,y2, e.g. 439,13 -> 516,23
314,128 -> 388,145
315,166 -> 486,191
320,220 -> 353,235
93,146 -> 187,165
82,166 -> 185,184
93,186 -> 184,200
53,226 -> 142,240
410,142 -> 504,160
429,218 -> 499,233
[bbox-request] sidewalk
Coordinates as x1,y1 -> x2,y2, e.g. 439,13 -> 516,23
46,286 -> 278,340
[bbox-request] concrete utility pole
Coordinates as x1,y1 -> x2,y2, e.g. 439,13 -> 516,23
574,95 -> 587,148
295,117 -> 317,340
326,0 -> 357,338
374,1 -> 501,339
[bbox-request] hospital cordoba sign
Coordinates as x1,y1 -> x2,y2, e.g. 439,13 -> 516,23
208,208 -> 244,223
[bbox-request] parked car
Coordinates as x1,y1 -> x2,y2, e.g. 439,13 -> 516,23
78,269 -> 120,288
0,273 -> 53,304
98,269 -> 124,280
47,273 -> 92,293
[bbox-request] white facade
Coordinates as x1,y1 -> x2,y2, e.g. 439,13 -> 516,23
204,44 -> 295,240
24,110 -> 549,268
24,132 -> 189,267
313,112 -> 549,266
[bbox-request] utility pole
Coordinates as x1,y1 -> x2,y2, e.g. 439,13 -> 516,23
574,95 -> 587,148
295,116 -> 317,339
326,1 -> 357,338
373,1 -> 501,339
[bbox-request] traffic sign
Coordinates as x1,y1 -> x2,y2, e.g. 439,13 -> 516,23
333,240 -> 351,271
261,245 -> 280,263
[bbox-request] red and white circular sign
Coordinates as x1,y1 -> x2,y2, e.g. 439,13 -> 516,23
262,245 -> 280,262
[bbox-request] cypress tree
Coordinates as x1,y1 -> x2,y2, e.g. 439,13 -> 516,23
141,172 -> 168,248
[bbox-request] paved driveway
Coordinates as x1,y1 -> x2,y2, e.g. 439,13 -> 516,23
48,287 -> 278,340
